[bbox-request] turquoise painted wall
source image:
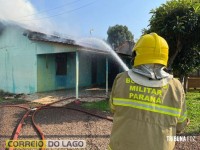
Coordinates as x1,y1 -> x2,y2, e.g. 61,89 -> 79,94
37,54 -> 56,92
36,51 -> 106,92
0,25 -> 108,94
66,52 -> 76,89
36,42 -> 76,54
97,56 -> 106,85
35,42 -> 77,92
68,52 -> 107,89
37,53 -> 76,92
79,52 -> 92,87
79,52 -> 106,87
0,26 -> 37,94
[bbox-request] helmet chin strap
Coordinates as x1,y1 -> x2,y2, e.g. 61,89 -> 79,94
128,64 -> 173,87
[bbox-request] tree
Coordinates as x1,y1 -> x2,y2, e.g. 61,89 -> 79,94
145,0 -> 200,82
107,25 -> 134,49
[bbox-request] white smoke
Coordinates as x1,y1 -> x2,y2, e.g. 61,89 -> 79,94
0,0 -> 54,34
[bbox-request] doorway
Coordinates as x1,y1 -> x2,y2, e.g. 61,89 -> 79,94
55,53 -> 67,89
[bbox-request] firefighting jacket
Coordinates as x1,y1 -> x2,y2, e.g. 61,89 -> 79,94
109,72 -> 187,150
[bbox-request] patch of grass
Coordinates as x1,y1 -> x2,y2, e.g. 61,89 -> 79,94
81,100 -> 110,112
0,90 -> 27,104
0,97 -> 26,104
80,91 -> 200,134
0,97 -> 4,103
185,90 -> 200,134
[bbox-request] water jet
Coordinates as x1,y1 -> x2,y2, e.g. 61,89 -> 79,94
76,37 -> 129,71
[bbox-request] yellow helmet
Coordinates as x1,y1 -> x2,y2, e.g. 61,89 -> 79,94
133,33 -> 169,67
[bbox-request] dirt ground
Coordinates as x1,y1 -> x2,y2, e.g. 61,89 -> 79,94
0,97 -> 112,150
0,90 -> 199,150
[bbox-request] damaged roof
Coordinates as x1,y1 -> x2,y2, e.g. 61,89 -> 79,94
24,30 -> 75,45
23,30 -> 109,54
0,22 -> 129,55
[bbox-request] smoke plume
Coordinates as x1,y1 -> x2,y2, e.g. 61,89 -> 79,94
0,0 -> 54,33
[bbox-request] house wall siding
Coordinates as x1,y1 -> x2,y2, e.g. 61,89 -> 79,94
79,52 -> 92,87
0,26 -> 37,94
65,53 -> 76,89
0,25 -> 108,94
36,43 -> 78,92
36,41 -> 76,54
36,52 -> 94,92
37,53 -> 77,92
37,54 -> 56,92
97,57 -> 106,85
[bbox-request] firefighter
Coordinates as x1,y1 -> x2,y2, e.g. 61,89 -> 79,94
108,33 -> 188,150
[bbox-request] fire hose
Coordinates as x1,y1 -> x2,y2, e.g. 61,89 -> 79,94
0,96 -> 113,150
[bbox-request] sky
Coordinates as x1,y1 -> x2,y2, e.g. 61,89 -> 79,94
0,0 -> 167,41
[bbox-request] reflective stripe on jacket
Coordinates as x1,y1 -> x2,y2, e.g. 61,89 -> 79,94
109,72 -> 187,150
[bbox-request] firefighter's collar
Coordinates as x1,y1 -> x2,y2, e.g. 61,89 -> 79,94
127,69 -> 173,87
132,64 -> 170,80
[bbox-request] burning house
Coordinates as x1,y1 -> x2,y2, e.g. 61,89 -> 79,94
0,23 -> 132,96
